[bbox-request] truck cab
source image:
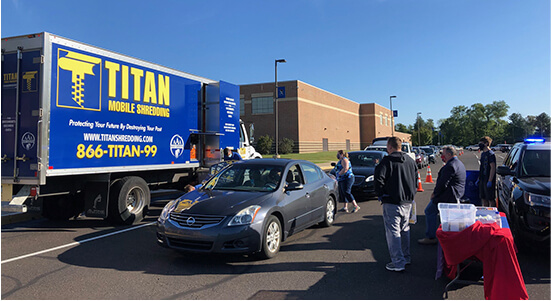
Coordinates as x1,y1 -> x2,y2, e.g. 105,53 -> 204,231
238,120 -> 262,160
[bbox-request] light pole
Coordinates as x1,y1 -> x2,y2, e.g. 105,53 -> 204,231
390,96 -> 397,136
274,59 -> 286,158
417,112 -> 422,146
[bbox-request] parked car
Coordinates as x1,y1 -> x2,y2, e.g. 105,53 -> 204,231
500,144 -> 512,153
156,159 -> 338,258
367,137 -> 415,161
364,145 -> 388,152
496,138 -> 550,250
331,150 -> 387,200
420,146 -> 436,164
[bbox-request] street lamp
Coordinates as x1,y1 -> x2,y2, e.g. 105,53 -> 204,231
390,96 -> 397,136
274,59 -> 286,158
417,112 -> 422,146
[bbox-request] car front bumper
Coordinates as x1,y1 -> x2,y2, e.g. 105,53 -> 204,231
156,216 -> 263,254
518,206 -> 550,246
352,182 -> 376,198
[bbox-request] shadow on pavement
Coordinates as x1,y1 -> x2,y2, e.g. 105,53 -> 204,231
56,213 -> 456,299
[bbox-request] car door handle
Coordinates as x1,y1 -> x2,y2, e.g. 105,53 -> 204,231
305,192 -> 311,198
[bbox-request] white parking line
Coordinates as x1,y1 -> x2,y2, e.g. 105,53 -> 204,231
1,222 -> 155,265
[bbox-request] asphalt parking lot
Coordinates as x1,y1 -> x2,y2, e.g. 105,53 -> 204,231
1,151 -> 550,299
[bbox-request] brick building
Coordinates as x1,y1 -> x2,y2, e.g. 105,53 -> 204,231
239,80 -> 411,153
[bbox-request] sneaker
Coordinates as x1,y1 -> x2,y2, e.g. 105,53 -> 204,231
385,262 -> 405,272
351,206 -> 360,213
339,207 -> 348,213
417,237 -> 438,245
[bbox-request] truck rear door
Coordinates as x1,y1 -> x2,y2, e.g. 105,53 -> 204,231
1,49 -> 42,184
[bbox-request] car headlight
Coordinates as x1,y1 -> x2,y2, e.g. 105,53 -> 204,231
159,200 -> 178,222
228,205 -> 261,226
524,192 -> 551,208
365,175 -> 374,182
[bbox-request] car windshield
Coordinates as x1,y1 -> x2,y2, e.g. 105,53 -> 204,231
520,149 -> 551,177
421,147 -> 433,154
349,153 -> 382,167
202,164 -> 283,192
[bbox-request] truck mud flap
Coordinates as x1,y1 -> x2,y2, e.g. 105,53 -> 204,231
84,181 -> 109,218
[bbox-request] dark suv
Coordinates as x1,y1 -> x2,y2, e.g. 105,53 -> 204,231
496,138 -> 550,250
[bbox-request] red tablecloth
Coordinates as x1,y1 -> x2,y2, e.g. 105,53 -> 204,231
437,221 -> 529,300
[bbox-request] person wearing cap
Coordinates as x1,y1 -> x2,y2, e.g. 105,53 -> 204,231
223,147 -> 242,161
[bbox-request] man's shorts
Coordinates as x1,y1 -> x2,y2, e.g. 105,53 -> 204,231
479,180 -> 496,201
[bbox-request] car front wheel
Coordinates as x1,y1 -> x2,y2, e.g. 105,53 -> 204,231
259,215 -> 282,259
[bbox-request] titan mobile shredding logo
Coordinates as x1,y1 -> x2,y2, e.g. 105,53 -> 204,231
22,71 -> 38,93
56,49 -> 102,111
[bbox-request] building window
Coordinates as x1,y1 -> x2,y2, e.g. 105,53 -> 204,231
252,96 -> 273,114
380,112 -> 383,125
240,98 -> 245,116
385,114 -> 389,126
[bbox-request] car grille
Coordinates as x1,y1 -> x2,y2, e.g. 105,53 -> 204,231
169,212 -> 225,228
354,175 -> 365,185
167,237 -> 213,250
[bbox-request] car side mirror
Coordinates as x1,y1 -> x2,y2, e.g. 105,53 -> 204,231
285,182 -> 303,191
497,165 -> 515,176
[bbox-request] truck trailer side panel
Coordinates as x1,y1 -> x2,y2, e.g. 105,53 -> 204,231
1,33 -> 244,224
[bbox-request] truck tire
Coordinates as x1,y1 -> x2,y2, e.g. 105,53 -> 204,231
108,177 -> 150,225
42,194 -> 84,221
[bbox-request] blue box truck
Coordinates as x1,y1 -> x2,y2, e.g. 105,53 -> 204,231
1,33 -> 261,224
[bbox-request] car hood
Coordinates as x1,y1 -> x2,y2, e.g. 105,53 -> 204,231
352,166 -> 376,176
518,177 -> 551,196
171,189 -> 273,216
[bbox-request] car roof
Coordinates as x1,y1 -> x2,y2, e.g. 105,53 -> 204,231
230,158 -> 315,168
524,142 -> 551,150
349,150 -> 387,155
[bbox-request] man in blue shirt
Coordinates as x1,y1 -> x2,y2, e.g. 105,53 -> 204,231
418,145 -> 466,245
223,148 -> 242,161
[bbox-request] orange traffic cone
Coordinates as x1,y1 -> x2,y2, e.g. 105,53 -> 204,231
425,165 -> 434,183
417,171 -> 424,192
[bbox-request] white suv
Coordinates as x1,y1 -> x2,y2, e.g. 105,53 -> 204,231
365,139 -> 415,162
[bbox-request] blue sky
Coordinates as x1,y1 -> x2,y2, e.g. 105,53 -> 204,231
2,0 -> 549,126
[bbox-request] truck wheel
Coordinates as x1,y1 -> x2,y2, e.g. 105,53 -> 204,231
108,177 -> 150,225
42,194 -> 83,221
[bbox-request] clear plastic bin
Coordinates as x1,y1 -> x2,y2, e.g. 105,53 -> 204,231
438,203 -> 476,232
476,207 -> 501,228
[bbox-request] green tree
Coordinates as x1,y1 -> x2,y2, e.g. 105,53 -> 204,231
395,123 -> 411,134
534,112 -> 551,137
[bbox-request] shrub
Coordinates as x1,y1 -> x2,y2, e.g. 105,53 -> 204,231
256,135 -> 273,155
279,138 -> 294,154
